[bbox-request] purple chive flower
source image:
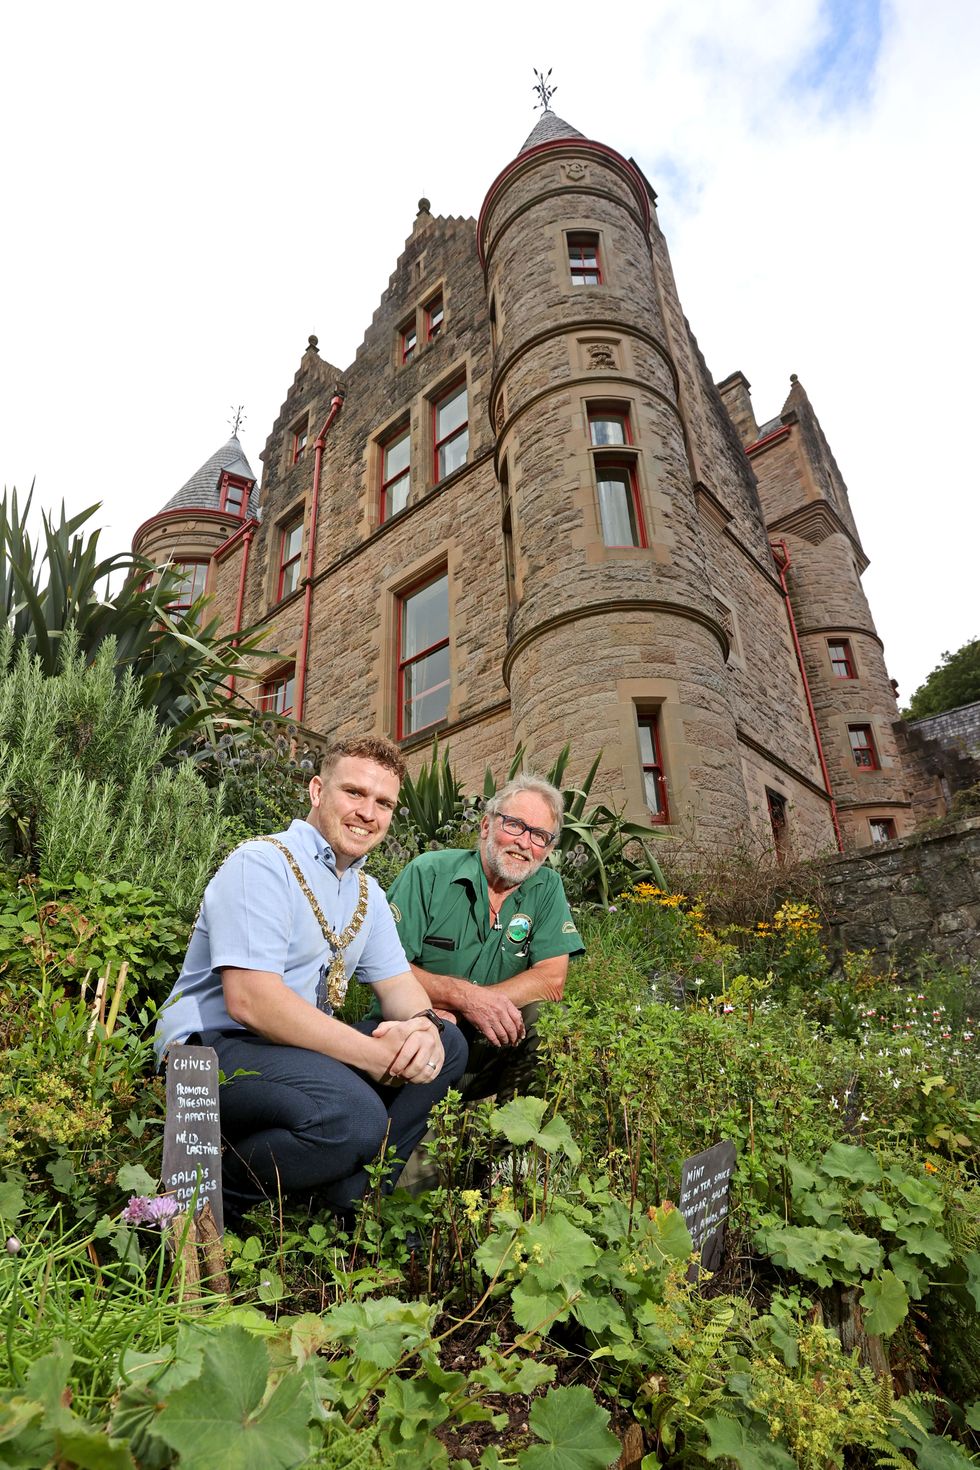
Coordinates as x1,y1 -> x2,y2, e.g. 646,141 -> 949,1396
5,1237 -> 21,1255
121,1194 -> 180,1227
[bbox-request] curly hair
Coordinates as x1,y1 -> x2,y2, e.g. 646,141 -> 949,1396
320,735 -> 407,783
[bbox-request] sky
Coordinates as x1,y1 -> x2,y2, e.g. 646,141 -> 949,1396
2,0 -> 977,702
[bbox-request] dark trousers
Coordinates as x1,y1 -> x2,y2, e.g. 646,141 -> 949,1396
202,1020 -> 468,1216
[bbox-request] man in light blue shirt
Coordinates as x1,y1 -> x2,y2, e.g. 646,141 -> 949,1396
156,735 -> 467,1224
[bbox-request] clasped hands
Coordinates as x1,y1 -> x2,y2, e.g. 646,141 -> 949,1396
369,1014 -> 445,1086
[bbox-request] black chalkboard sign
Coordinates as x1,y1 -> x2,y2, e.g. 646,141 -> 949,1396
162,1044 -> 223,1235
679,1139 -> 736,1275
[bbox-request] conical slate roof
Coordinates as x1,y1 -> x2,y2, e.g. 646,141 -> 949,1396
160,434 -> 259,516
519,110 -> 586,154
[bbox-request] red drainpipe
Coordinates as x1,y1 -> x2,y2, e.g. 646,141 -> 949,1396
771,539 -> 844,853
294,390 -> 345,723
226,524 -> 255,695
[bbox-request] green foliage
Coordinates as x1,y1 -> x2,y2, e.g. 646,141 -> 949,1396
521,1385 -> 621,1469
189,727 -> 320,845
0,489 -> 275,744
0,631 -> 233,914
906,637 -> 980,720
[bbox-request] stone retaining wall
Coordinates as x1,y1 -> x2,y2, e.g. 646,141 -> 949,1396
821,815 -> 980,971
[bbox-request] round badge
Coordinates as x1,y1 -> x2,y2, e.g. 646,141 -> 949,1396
506,914 -> 532,944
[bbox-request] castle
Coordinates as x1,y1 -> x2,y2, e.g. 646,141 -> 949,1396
134,107 -> 927,857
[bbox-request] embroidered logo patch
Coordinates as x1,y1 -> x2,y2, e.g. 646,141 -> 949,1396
562,920 -> 578,934
389,901 -> 402,923
506,913 -> 532,944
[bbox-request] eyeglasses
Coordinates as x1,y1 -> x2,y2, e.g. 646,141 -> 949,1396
493,812 -> 557,849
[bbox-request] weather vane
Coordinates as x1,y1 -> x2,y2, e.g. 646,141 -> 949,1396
229,405 -> 246,435
532,68 -> 556,113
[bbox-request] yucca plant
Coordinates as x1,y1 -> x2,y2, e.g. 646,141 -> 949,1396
0,488 -> 273,745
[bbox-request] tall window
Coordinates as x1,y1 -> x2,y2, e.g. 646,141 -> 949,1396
380,428 -> 411,521
848,724 -> 879,770
568,232 -> 601,285
637,711 -> 669,823
425,294 -> 444,341
398,573 -> 450,737
401,322 -> 417,365
278,517 -> 304,600
291,420 -> 308,464
870,817 -> 896,844
167,561 -> 208,615
433,380 -> 468,482
829,640 -> 855,678
595,462 -> 644,547
219,474 -> 249,516
766,789 -> 789,863
260,665 -> 295,718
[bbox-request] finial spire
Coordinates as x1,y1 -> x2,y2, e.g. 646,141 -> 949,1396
228,405 -> 246,436
532,67 -> 557,113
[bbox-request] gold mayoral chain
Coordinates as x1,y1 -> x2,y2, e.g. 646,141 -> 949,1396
253,837 -> 369,1010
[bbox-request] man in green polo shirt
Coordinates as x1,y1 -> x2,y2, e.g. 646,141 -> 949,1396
386,772 -> 584,1107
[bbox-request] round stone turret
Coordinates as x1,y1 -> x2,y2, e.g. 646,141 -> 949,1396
479,119 -> 750,838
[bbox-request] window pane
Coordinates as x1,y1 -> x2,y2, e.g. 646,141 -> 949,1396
403,644 -> 450,733
387,479 -> 410,516
403,575 -> 448,659
283,522 -> 303,561
436,385 -> 467,440
637,722 -> 655,765
590,414 -> 627,446
439,426 -> 469,479
597,468 -> 638,546
384,432 -> 410,480
643,769 -> 664,816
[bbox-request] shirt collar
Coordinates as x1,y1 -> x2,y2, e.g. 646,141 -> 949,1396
286,819 -> 367,876
450,844 -> 544,903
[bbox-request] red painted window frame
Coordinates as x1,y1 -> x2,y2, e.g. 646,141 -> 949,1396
594,456 -> 646,548
568,231 -> 602,285
637,710 -> 669,823
291,422 -> 308,464
396,572 -> 450,739
219,473 -> 250,517
829,639 -> 856,678
277,516 -> 304,601
259,664 -> 296,718
869,817 -> 896,844
848,723 -> 879,770
380,426 -> 411,523
401,322 -> 418,365
166,560 -> 209,615
588,404 -> 633,447
425,293 -> 444,341
432,377 -> 468,484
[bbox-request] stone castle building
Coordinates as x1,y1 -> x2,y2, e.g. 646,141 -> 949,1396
133,108 -> 926,857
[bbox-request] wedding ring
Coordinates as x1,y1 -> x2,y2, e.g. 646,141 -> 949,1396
425,1060 -> 438,1070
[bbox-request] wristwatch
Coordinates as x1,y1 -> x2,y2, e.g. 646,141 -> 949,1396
412,1007 -> 446,1033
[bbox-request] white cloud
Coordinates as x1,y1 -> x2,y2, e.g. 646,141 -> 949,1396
1,0 -> 975,697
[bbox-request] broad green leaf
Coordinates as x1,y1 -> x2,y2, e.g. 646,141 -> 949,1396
288,1314 -> 333,1367
888,1248 -> 930,1301
53,1426 -> 136,1470
511,1274 -> 575,1334
965,1402 -> 980,1431
895,1224 -> 953,1266
520,1386 -> 620,1470
0,1399 -> 42,1446
858,1190 -> 898,1231
490,1098 -> 580,1161
378,1375 -> 449,1439
321,1298 -> 437,1369
963,1251 -> 980,1311
154,1326 -> 312,1470
117,1163 -> 158,1196
798,1187 -> 844,1226
523,1212 -> 599,1290
0,1176 -> 26,1220
860,1271 -> 909,1336
886,1168 -> 943,1215
472,1353 -> 555,1396
819,1143 -> 881,1184
833,1229 -> 883,1276
704,1413 -> 796,1467
645,1204 -> 694,1264
786,1156 -> 820,1194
